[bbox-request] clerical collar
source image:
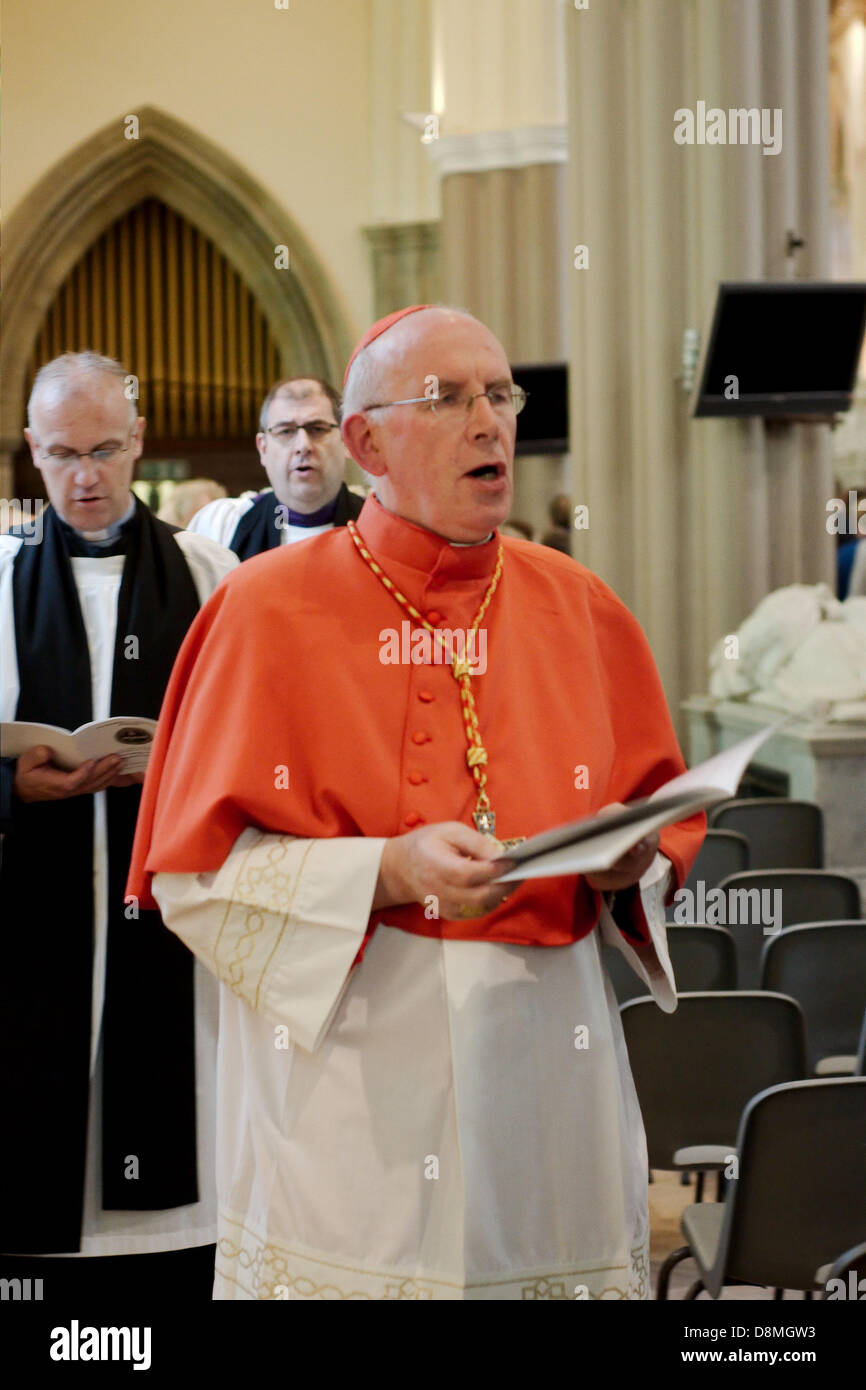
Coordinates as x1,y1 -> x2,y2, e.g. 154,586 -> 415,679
55,497 -> 138,558
355,494 -> 498,583
59,496 -> 137,546
282,495 -> 340,528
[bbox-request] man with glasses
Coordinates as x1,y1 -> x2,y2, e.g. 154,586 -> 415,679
129,306 -> 703,1300
0,352 -> 236,1300
188,376 -> 363,559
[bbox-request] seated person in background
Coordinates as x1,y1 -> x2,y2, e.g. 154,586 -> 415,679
187,376 -> 364,559
500,517 -> 534,541
540,492 -> 573,556
157,478 -> 227,530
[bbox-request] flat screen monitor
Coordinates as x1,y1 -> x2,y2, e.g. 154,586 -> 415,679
511,362 -> 569,454
690,281 -> 866,418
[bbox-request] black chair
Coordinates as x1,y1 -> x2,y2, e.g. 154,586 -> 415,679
714,870 -> 862,988
818,1241 -> 866,1299
621,992 -> 806,1204
709,798 -> 823,869
760,923 -> 866,1074
603,925 -> 736,1005
658,1078 -> 866,1299
667,831 -> 749,922
667,926 -> 737,992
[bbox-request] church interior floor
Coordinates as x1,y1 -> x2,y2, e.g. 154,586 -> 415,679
649,1169 -> 807,1301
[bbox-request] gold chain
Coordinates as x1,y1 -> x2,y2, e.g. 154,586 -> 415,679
347,519 -> 505,832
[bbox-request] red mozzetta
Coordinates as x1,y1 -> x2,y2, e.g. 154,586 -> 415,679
128,496 -> 704,946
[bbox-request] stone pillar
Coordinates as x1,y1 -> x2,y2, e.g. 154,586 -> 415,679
565,0 -> 834,723
365,0 -> 441,320
431,0 -> 567,134
363,222 -> 441,319
428,0 -> 570,535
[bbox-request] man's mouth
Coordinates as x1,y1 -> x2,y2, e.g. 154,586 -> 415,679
464,463 -> 505,481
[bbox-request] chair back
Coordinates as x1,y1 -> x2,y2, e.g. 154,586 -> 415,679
713,1078 -> 866,1294
760,923 -> 866,1073
667,925 -> 737,992
620,992 -> 806,1170
710,798 -> 823,869
715,870 -> 862,988
669,831 -> 749,922
603,925 -> 737,1004
821,1241 -> 866,1299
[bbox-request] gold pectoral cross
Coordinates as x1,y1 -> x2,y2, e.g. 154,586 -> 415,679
472,806 -> 525,852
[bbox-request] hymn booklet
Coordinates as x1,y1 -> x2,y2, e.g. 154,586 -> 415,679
1,717 -> 158,773
494,720 -> 789,882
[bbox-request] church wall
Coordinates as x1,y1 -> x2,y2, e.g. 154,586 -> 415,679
2,0 -> 375,345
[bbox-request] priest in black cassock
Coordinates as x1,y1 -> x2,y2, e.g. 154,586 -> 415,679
0,352 -> 237,1301
186,375 -> 364,557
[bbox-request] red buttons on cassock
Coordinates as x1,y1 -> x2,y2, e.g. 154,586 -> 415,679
407,772 -> 427,786
418,690 -> 435,703
404,812 -> 425,828
426,610 -> 443,625
411,731 -> 429,745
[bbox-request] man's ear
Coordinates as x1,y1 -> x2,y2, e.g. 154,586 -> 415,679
131,415 -> 147,460
341,412 -> 386,477
23,428 -> 42,473
255,432 -> 268,467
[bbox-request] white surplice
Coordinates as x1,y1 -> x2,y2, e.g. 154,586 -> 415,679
187,494 -> 333,548
0,528 -> 237,1256
154,828 -> 676,1300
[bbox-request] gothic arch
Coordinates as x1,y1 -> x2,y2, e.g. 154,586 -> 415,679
1,106 -> 353,450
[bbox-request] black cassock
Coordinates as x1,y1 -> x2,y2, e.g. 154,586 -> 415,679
0,499 -> 203,1253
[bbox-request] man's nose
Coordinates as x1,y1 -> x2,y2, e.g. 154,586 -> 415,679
292,427 -> 313,454
73,456 -> 101,487
466,393 -> 500,437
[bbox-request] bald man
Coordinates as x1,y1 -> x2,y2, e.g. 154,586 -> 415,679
188,376 -> 363,558
0,352 -> 237,1300
129,307 -> 703,1300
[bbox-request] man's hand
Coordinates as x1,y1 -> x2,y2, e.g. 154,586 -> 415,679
107,771 -> 146,787
585,827 -> 660,893
13,745 -> 128,803
373,821 -> 517,920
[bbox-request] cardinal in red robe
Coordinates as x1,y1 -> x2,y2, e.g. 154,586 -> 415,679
128,305 -> 703,1300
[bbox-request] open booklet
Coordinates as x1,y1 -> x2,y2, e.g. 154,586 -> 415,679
494,720 -> 789,882
1,717 -> 158,774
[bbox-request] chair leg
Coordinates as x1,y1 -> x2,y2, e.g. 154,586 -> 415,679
679,1171 -> 690,1186
715,1170 -> 727,1202
695,1172 -> 705,1202
684,1279 -> 706,1300
773,1287 -> 784,1300
804,1290 -> 813,1301
656,1245 -> 692,1301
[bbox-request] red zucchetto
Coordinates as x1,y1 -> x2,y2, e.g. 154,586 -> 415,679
343,305 -> 433,386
